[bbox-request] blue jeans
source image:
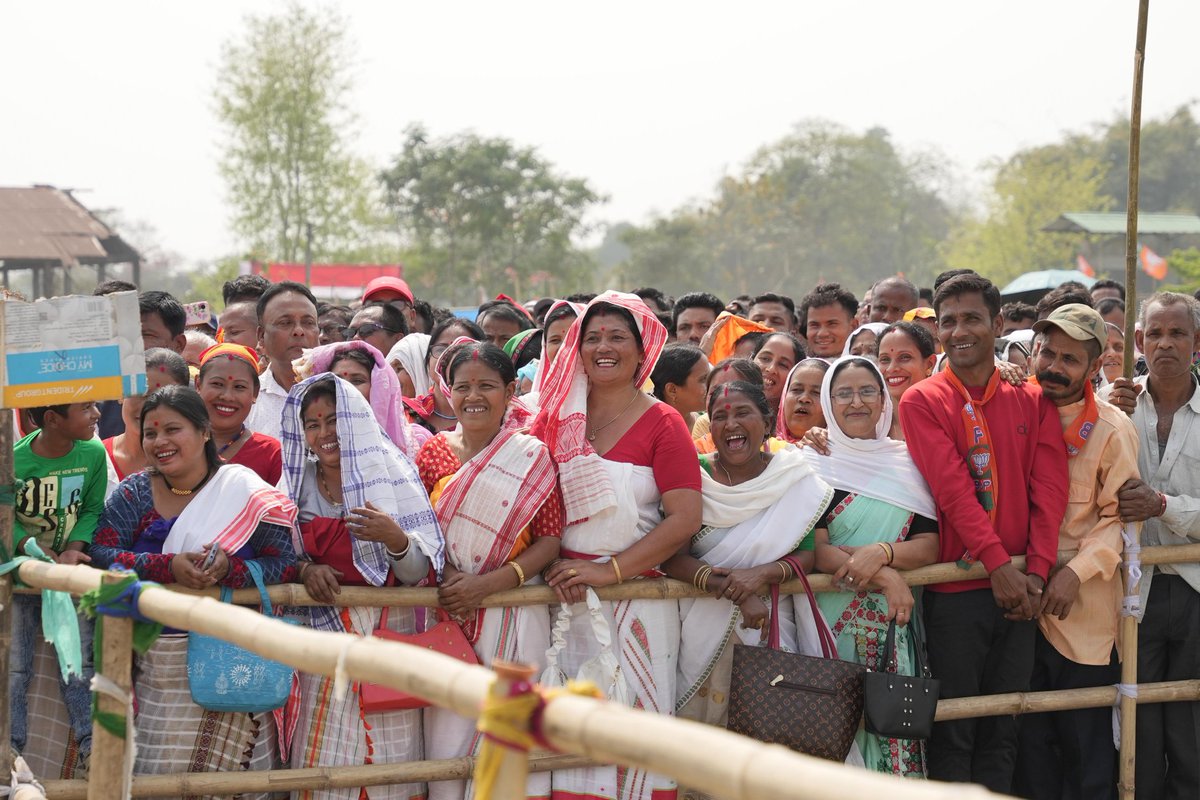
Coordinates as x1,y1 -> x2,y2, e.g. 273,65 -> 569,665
9,594 -> 95,758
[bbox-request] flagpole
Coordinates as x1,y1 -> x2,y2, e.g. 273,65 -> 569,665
1118,2 -> 1149,799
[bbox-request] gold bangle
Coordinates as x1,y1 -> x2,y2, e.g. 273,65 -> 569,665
297,561 -> 311,580
693,565 -> 710,590
700,569 -> 711,593
611,557 -> 624,584
776,561 -> 790,583
507,560 -> 526,587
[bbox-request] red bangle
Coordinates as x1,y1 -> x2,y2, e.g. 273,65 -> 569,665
1158,492 -> 1168,517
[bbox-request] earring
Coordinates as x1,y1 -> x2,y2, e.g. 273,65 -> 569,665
306,450 -> 319,464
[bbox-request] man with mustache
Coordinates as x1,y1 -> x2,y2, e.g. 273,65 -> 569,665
1105,291 -> 1200,799
1013,304 -> 1139,800
899,273 -> 1068,792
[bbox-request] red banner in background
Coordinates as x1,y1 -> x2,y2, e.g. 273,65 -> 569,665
252,262 -> 403,289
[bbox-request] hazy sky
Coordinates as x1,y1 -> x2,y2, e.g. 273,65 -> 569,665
3,1 -> 1196,266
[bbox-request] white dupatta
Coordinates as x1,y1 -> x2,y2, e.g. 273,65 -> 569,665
800,356 -> 936,519
162,463 -> 297,555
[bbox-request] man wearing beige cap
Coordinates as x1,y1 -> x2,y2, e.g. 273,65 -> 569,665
1014,303 -> 1139,800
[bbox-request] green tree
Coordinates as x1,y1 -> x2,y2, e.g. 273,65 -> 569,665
618,121 -> 955,298
380,125 -> 605,305
941,144 -> 1112,286
214,3 -> 380,262
1165,247 -> 1200,294
1095,105 -> 1200,214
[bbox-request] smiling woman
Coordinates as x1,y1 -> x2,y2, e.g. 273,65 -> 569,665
280,374 -> 444,798
533,290 -> 701,800
417,342 -> 561,800
751,332 -> 806,417
665,380 -> 834,736
90,385 -> 298,785
196,343 -> 282,485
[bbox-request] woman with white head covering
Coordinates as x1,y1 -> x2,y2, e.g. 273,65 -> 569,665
387,333 -> 432,397
281,374 -> 444,799
842,322 -> 890,358
801,356 -> 940,778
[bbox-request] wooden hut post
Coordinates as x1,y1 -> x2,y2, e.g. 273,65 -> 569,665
1118,2 -> 1151,798
87,572 -> 134,800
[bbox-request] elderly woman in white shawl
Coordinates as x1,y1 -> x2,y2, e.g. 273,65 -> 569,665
281,374 -> 444,800
801,356 -> 939,778
665,378 -> 835,732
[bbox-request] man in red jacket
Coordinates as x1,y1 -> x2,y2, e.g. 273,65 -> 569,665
899,273 -> 1068,792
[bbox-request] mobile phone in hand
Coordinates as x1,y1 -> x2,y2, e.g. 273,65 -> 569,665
200,544 -> 220,571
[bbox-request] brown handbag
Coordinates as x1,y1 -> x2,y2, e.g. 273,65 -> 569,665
360,607 -> 480,712
726,556 -> 865,761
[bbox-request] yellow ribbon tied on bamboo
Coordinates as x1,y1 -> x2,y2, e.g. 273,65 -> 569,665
474,680 -> 603,800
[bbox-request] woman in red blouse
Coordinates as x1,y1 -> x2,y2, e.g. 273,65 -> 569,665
195,344 -> 283,485
417,341 -> 561,800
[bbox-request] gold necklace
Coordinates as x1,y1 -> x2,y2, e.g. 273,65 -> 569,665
587,390 -> 640,442
162,468 -> 213,497
318,467 -> 343,506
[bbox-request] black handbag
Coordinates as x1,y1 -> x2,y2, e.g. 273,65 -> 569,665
726,556 -> 865,761
862,618 -> 939,740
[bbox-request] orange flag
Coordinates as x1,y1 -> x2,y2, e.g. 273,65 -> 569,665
1140,245 -> 1168,281
1076,254 -> 1096,278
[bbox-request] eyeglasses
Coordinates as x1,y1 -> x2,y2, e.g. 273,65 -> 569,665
347,322 -> 399,339
831,386 -> 882,405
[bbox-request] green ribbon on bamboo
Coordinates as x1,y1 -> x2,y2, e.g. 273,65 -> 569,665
79,573 -> 163,739
0,539 -> 84,681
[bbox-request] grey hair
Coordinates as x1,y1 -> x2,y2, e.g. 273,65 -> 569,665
1138,291 -> 1200,330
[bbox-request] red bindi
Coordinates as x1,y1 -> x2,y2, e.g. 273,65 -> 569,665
724,403 -> 732,410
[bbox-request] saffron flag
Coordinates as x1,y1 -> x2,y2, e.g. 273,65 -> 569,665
1076,254 -> 1096,278
1140,245 -> 1168,281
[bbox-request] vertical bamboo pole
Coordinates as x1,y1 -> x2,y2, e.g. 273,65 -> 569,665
1118,3 -> 1150,798
87,573 -> 133,800
478,661 -> 536,800
0,408 -> 14,784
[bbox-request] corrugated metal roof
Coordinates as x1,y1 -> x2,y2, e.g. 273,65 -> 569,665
0,186 -> 139,267
1042,212 -> 1200,235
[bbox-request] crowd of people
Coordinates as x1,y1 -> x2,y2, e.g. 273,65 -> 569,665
9,268 -> 1200,800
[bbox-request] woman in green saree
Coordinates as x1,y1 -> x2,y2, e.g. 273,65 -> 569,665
802,356 -> 940,778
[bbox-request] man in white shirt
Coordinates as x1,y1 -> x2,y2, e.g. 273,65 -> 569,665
245,281 -> 320,442
1105,290 -> 1200,799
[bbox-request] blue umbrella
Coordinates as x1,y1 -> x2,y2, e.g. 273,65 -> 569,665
999,269 -> 1097,298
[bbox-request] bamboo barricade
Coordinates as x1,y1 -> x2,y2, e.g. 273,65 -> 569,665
1118,2 -> 1150,797
19,543 -> 1200,798
17,561 -> 1011,800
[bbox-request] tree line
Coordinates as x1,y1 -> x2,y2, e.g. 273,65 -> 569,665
206,3 -> 1200,304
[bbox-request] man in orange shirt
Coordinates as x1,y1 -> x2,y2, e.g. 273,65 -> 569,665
1014,304 -> 1139,800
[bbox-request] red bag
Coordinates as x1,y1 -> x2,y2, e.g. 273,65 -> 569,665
359,607 -> 480,712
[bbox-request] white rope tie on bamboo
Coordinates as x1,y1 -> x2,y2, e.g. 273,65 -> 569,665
1121,523 -> 1141,617
1112,682 -> 1139,749
333,636 -> 355,700
90,673 -> 135,800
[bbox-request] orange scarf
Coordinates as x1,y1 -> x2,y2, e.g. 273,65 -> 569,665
1028,377 -> 1099,459
943,367 -> 1001,569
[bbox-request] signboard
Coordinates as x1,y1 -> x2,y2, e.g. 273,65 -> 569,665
1,291 -> 147,408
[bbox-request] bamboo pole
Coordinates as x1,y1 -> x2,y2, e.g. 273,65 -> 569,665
87,573 -> 134,800
936,679 -> 1200,721
19,543 -> 1200,607
0,408 -> 14,785
16,561 -> 1008,800
1119,3 -> 1150,797
478,662 -> 537,800
41,754 -> 594,800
